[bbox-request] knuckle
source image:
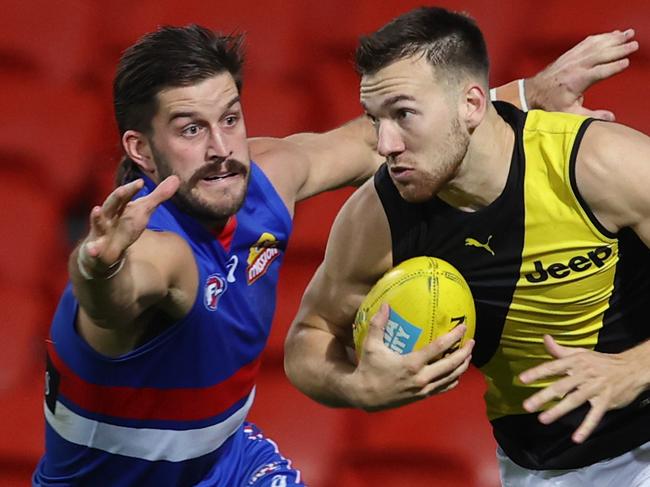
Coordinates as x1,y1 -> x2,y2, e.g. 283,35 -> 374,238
405,360 -> 421,376
412,375 -> 428,389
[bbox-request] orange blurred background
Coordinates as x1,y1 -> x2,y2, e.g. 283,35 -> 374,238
1,1 -> 648,485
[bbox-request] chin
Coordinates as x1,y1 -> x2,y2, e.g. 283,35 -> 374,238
174,186 -> 247,222
396,179 -> 445,204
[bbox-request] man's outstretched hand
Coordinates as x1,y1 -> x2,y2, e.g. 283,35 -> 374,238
527,29 -> 639,120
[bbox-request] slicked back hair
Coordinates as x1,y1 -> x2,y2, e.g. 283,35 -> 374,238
355,7 -> 489,86
113,24 -> 244,185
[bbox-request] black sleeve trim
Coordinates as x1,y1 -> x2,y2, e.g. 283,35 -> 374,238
568,118 -> 617,239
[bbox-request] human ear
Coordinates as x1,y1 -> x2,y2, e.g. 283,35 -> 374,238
122,130 -> 156,176
461,84 -> 487,130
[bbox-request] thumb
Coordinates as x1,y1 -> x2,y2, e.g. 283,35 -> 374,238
544,334 -> 582,358
145,175 -> 180,210
367,303 -> 390,345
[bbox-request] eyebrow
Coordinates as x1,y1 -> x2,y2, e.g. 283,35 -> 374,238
361,94 -> 416,113
381,94 -> 416,110
168,95 -> 241,123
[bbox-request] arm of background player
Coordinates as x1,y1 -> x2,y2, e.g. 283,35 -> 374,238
250,116 -> 382,215
519,120 -> 650,443
494,29 -> 638,118
284,180 -> 473,411
70,177 -> 198,352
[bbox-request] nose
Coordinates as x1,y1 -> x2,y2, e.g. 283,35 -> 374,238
207,130 -> 232,159
376,122 -> 405,158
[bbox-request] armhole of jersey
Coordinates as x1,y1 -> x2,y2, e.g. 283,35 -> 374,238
568,118 -> 618,240
249,162 -> 293,237
373,165 -> 406,266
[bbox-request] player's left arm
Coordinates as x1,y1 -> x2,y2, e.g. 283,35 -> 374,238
519,121 -> 650,444
249,116 -> 382,214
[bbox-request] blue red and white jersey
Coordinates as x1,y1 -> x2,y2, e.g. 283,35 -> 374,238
34,163 -> 292,486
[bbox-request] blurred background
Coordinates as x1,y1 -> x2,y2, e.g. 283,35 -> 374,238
1,0 -> 648,485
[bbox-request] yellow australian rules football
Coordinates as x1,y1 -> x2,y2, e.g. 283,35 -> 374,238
353,256 -> 476,356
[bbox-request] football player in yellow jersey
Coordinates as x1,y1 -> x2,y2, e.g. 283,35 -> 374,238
285,7 -> 650,486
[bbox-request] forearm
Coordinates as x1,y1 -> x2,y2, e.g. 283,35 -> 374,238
288,115 -> 382,197
69,244 -> 142,327
284,324 -> 360,408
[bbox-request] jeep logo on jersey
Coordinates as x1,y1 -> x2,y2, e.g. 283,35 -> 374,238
524,245 -> 613,283
247,232 -> 280,284
204,274 -> 227,310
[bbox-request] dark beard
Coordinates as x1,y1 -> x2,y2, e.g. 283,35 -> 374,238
393,118 -> 470,203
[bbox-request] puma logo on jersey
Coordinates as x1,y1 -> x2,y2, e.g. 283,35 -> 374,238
465,235 -> 495,256
524,245 -> 613,283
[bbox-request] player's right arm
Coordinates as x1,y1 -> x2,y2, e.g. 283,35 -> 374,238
70,176 -> 198,356
284,180 -> 473,411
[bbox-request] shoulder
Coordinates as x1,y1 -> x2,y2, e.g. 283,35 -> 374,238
249,136 -> 307,216
324,179 -> 392,282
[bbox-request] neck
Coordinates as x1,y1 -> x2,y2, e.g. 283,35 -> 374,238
438,104 -> 514,211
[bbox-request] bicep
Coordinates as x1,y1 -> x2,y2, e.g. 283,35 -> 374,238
289,181 -> 392,342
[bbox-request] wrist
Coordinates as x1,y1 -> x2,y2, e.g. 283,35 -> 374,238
523,75 -> 543,110
77,243 -> 126,280
622,340 -> 650,393
491,79 -> 529,112
518,78 -> 530,112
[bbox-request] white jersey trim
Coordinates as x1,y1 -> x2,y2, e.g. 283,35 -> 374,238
45,387 -> 255,462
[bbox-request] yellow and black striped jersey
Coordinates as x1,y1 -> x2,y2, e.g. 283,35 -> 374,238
374,102 -> 650,469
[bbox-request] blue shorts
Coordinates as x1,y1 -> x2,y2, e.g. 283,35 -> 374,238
196,422 -> 305,487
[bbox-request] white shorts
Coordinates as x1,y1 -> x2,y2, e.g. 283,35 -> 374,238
498,440 -> 650,487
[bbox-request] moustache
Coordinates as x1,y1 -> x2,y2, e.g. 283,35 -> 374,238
188,159 -> 249,186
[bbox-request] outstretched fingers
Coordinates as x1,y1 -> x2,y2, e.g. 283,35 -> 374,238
572,402 -> 607,443
139,175 -> 180,213
102,179 -> 145,218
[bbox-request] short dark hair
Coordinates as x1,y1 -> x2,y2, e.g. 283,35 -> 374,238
113,24 -> 244,184
355,7 -> 489,85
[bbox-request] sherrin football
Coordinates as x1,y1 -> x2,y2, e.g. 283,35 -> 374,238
353,256 -> 476,356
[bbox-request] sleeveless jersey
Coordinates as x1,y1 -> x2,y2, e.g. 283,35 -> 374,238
34,163 -> 292,486
374,102 -> 650,469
